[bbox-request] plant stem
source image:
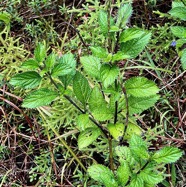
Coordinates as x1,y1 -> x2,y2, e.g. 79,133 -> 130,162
108,135 -> 114,172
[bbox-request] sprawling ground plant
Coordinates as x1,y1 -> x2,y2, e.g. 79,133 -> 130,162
9,1 -> 183,186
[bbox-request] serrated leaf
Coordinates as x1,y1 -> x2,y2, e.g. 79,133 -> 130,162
120,32 -> 151,58
123,95 -> 159,115
0,12 -> 11,24
90,46 -> 108,58
80,56 -> 101,79
88,164 -> 118,187
89,87 -> 113,121
129,175 -> 144,187
171,26 -> 186,38
98,10 -> 108,35
34,42 -> 46,62
172,2 -> 185,8
116,3 -> 133,28
124,123 -> 142,140
129,134 -> 149,159
45,52 -> 56,70
10,71 -> 42,89
117,161 -> 130,186
51,53 -> 76,77
115,146 -> 132,163
100,64 -> 119,88
107,123 -> 124,141
73,71 -> 91,106
76,114 -> 95,131
112,51 -> 130,62
119,28 -> 145,43
125,77 -> 159,97
78,127 -> 101,149
22,88 -> 58,108
152,146 -> 183,164
21,58 -> 39,70
169,7 -> 186,21
180,48 -> 186,70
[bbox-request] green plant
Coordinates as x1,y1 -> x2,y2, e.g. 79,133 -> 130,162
9,1 -> 183,186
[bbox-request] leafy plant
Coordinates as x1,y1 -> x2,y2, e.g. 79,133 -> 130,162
9,1 -> 183,186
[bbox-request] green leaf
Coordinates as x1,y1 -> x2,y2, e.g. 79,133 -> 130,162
129,175 -> 144,187
100,64 -> 119,88
172,2 -> 185,8
115,146 -> 132,163
119,28 -> 145,43
80,56 -> 101,79
129,134 -> 149,159
152,146 -> 183,164
112,51 -> 130,62
76,114 -> 95,131
116,3 -> 133,28
117,161 -> 130,186
171,26 -> 186,38
22,88 -> 58,108
51,53 -> 76,77
125,77 -> 159,97
90,46 -> 108,58
123,95 -> 159,115
120,32 -> 151,58
107,123 -> 124,141
10,71 -> 42,89
98,10 -> 108,35
180,48 -> 186,70
59,71 -> 76,89
45,53 -> 56,70
73,71 -> 91,106
78,127 -> 101,149
0,12 -> 11,24
169,7 -> 186,21
21,59 -> 39,70
89,87 -> 113,121
88,164 -> 118,187
34,42 -> 47,62
124,123 -> 142,140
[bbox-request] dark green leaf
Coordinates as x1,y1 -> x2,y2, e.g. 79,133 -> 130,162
88,164 -> 118,187
22,88 -> 58,108
34,42 -> 47,62
80,56 -> 101,79
10,71 -> 42,89
78,127 -> 101,149
21,58 -> 39,70
73,71 -> 91,106
51,53 -> 76,77
100,64 -> 119,88
125,77 -> 159,97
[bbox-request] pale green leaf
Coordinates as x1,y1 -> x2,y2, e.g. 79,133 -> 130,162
112,51 -> 130,62
90,46 -> 108,58
169,7 -> 186,21
89,87 -> 113,121
129,134 -> 149,159
120,32 -> 151,58
88,164 -> 118,187
172,2 -> 185,8
0,12 -> 11,24
171,26 -> 186,38
10,71 -> 42,89
22,88 -> 58,108
119,28 -> 145,43
123,95 -> 159,115
73,71 -> 91,106
125,77 -> 159,97
124,123 -> 142,140
98,10 -> 108,35
34,42 -> 46,62
180,48 -> 186,70
45,52 -> 56,70
116,3 -> 133,28
107,123 -> 124,141
129,175 -> 144,187
152,146 -> 183,164
100,64 -> 119,88
80,56 -> 101,79
117,161 -> 130,186
51,53 -> 76,77
21,58 -> 39,70
76,114 -> 95,131
78,127 -> 101,149
115,146 -> 132,163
